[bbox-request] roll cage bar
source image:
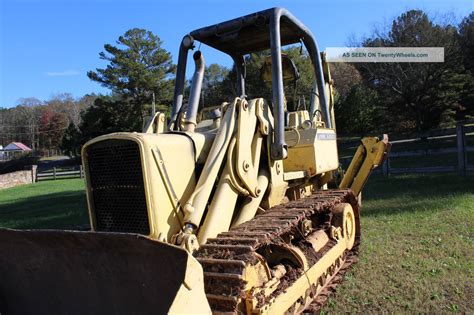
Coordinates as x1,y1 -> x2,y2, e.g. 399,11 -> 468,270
170,7 -> 330,160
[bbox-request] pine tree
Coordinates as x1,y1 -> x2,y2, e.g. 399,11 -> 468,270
87,28 -> 175,125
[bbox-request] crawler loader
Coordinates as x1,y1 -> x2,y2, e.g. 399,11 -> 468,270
0,8 -> 390,314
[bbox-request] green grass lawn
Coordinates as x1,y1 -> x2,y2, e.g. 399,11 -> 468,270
0,174 -> 472,313
0,178 -> 88,229
323,174 -> 474,314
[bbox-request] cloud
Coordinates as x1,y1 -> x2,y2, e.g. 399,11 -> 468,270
45,70 -> 81,77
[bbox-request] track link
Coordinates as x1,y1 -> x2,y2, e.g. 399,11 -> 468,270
194,189 -> 360,313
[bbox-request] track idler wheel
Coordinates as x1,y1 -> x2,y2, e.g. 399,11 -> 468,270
331,203 -> 356,250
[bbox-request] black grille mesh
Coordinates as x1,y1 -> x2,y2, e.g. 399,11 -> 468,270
86,139 -> 150,235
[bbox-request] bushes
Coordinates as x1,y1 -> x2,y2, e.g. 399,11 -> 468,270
0,154 -> 40,174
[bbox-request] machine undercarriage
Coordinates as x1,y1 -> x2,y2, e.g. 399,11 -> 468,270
196,189 -> 360,313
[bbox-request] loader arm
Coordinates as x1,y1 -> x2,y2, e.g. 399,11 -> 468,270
339,134 -> 391,196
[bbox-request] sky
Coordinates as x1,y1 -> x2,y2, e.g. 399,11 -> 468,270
0,0 -> 472,108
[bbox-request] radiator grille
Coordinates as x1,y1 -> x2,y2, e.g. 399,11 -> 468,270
86,139 -> 150,235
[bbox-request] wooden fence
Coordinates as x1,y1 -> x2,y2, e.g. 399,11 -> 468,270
35,122 -> 473,181
36,165 -> 84,181
340,121 -> 474,176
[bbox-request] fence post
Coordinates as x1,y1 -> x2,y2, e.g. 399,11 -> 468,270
53,167 -> 57,180
456,123 -> 466,176
31,165 -> 37,183
80,165 -> 84,178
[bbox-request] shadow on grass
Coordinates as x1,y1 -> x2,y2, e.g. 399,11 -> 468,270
361,174 -> 474,217
0,190 -> 89,229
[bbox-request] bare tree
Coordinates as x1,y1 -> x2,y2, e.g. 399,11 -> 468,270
330,63 -> 362,100
17,97 -> 43,150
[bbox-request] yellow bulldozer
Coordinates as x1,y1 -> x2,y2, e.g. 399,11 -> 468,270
0,7 -> 390,314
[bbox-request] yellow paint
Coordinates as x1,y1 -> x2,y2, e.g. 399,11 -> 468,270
339,135 -> 390,196
82,132 -> 201,241
284,128 -> 339,176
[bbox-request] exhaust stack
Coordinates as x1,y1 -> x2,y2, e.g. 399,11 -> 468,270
184,51 -> 205,132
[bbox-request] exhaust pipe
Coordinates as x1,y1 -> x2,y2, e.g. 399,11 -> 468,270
184,51 -> 205,132
169,35 -> 194,130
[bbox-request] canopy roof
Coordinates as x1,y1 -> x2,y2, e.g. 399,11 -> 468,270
172,7 -> 331,159
190,8 -> 310,55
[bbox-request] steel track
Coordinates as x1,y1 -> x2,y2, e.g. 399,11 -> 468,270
194,189 -> 360,313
